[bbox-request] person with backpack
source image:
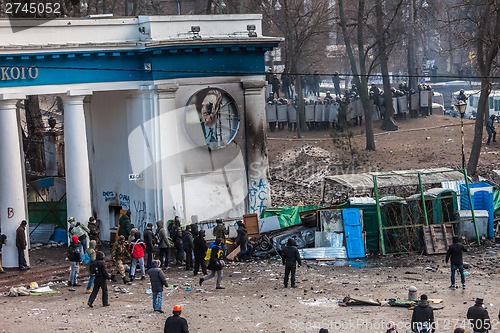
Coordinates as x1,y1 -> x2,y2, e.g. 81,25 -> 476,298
68,217 -> 90,255
411,294 -> 435,333
156,220 -> 170,269
128,231 -> 146,281
87,251 -> 110,308
281,238 -> 301,288
85,240 -> 97,294
67,235 -> 82,287
193,229 -> 208,276
199,237 -> 224,289
147,259 -> 168,313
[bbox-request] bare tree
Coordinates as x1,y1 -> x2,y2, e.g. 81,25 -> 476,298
259,0 -> 336,138
449,0 -> 500,175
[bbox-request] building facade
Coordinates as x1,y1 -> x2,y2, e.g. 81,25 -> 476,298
0,15 -> 278,267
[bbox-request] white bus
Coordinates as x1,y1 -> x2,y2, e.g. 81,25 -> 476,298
452,89 -> 500,118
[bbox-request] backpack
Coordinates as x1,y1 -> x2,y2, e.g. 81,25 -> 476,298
89,261 -> 99,275
67,246 -> 79,261
81,252 -> 91,265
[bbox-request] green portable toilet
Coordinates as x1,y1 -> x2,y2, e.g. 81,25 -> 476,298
349,197 -> 378,253
424,188 -> 458,223
380,195 -> 413,253
407,193 -> 434,225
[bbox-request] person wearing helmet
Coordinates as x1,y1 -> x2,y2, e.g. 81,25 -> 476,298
457,89 -> 467,103
87,251 -> 111,308
164,305 -> 189,333
386,321 -> 398,333
68,217 -> 90,255
486,114 -> 497,145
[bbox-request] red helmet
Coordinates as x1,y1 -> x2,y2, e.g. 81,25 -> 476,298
71,235 -> 79,243
172,305 -> 182,312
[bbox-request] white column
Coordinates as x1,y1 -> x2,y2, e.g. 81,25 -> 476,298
241,80 -> 272,214
63,91 -> 92,225
0,94 -> 29,268
157,83 -> 180,220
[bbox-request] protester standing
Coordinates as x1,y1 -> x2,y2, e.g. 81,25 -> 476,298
183,225 -> 194,271
281,238 -> 301,288
445,236 -> 468,289
193,230 -> 208,276
164,305 -> 189,333
85,239 -> 98,293
118,209 -> 132,239
235,221 -> 253,262
411,294 -> 435,333
67,235 -> 82,286
467,298 -> 491,333
144,223 -> 155,270
87,251 -> 110,308
16,220 -> 29,270
0,234 -> 7,273
147,260 -> 168,313
156,220 -> 170,269
128,231 -> 146,281
68,217 -> 90,254
88,217 -> 100,244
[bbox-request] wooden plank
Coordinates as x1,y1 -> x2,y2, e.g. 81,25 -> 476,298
243,213 -> 260,236
226,245 -> 240,261
429,226 -> 438,253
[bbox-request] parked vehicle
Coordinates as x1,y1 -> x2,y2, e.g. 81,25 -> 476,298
452,89 -> 500,117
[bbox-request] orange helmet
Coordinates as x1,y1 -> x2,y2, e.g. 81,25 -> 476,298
172,305 -> 182,312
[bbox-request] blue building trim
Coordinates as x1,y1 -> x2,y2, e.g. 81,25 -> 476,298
0,42 -> 276,88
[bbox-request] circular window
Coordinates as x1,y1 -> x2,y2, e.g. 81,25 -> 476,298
184,88 -> 240,150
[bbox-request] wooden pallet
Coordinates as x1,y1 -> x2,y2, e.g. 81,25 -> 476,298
423,224 -> 454,255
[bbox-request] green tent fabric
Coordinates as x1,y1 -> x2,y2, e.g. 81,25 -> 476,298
494,188 -> 500,215
260,205 -> 321,229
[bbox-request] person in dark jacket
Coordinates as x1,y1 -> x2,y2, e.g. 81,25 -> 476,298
16,220 -> 29,270
88,216 -> 100,244
199,238 -> 224,289
281,238 -> 301,288
0,234 -> 7,273
144,223 -> 155,270
118,210 -> 132,239
172,217 -> 184,265
87,251 -> 110,308
156,220 -> 170,268
235,221 -> 253,262
411,294 -> 435,333
486,114 -> 497,145
164,305 -> 189,333
193,230 -> 208,276
446,236 -> 468,289
467,298 -> 491,333
67,235 -> 82,286
183,225 -> 194,271
147,260 -> 168,313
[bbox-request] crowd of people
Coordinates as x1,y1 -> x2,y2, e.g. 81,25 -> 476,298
1,213 -> 498,333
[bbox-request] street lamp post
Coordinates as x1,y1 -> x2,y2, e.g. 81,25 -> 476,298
454,100 -> 467,170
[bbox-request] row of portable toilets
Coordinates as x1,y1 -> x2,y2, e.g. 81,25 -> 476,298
348,182 -> 495,254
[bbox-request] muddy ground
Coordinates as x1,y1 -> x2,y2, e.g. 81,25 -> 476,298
1,114 -> 500,333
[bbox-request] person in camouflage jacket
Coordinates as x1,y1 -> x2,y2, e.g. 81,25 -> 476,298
111,235 -> 131,284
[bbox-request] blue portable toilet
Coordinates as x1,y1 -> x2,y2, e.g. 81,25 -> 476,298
460,182 -> 494,238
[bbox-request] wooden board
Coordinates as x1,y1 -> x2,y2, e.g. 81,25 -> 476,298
243,213 -> 260,236
423,225 -> 454,254
226,246 -> 240,261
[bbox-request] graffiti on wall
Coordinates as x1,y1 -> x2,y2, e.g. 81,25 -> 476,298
248,178 -> 268,215
102,191 -> 130,209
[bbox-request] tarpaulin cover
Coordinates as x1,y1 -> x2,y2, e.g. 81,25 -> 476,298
260,205 -> 320,229
494,188 -> 500,214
